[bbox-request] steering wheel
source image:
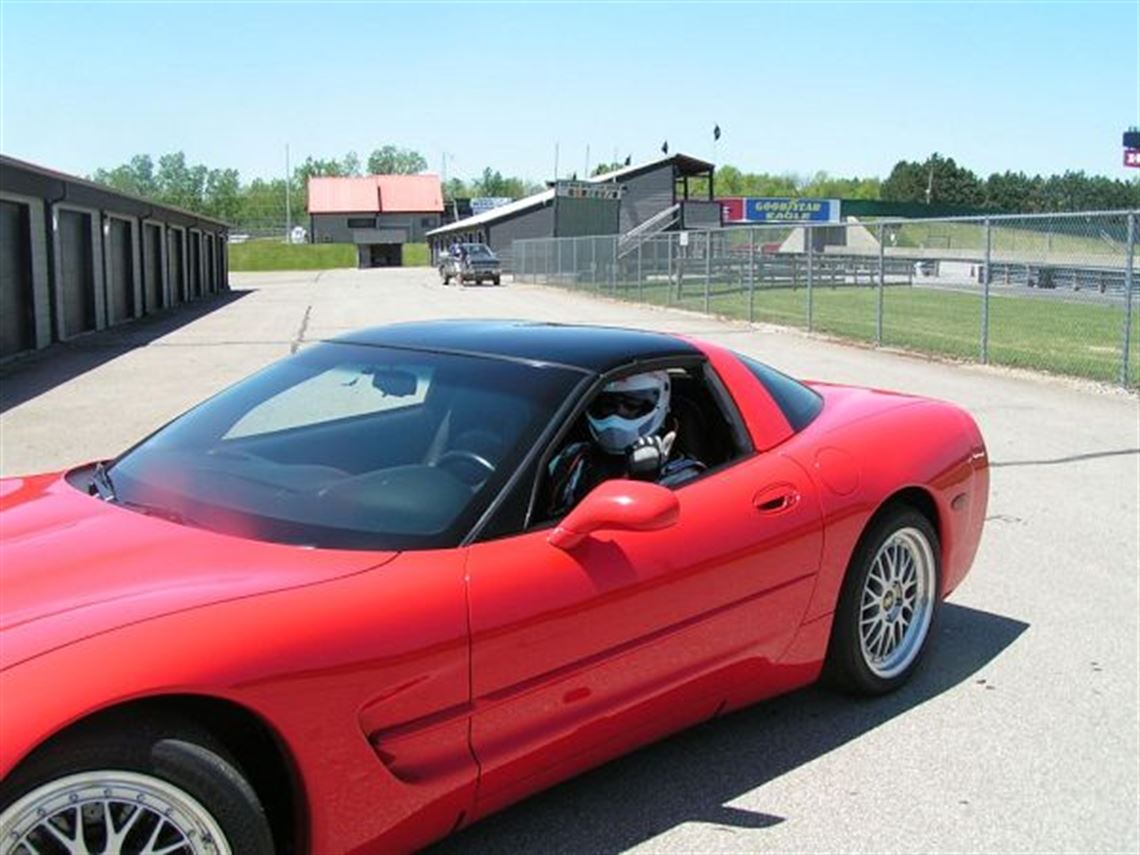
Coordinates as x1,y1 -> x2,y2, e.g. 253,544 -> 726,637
433,450 -> 496,486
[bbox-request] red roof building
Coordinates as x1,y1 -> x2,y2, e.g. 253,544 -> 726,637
307,175 -> 444,215
307,174 -> 444,268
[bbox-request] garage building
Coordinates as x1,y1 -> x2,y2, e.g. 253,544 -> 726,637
308,175 -> 443,268
1,154 -> 229,361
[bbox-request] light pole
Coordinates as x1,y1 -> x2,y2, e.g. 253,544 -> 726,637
284,144 -> 292,242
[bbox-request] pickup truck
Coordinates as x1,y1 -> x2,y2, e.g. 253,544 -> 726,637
440,243 -> 502,286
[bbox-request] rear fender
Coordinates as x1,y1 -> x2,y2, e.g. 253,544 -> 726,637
789,400 -> 986,623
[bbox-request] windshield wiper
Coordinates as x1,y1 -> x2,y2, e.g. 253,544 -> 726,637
91,462 -> 117,502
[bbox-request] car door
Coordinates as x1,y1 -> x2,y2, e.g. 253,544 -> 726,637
464,448 -> 823,817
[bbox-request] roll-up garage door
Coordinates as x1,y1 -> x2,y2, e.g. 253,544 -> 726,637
188,232 -> 202,298
106,218 -> 135,324
205,235 -> 216,293
0,200 -> 35,357
58,210 -> 96,338
168,230 -> 185,304
143,223 -> 163,312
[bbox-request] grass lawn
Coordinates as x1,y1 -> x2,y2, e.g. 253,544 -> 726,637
229,241 -> 431,271
229,240 -> 356,271
401,243 -> 430,266
546,276 -> 1138,386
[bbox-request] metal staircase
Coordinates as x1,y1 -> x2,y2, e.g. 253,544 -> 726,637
617,203 -> 680,258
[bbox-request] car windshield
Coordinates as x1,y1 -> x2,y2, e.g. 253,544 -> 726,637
106,342 -> 582,550
463,244 -> 495,258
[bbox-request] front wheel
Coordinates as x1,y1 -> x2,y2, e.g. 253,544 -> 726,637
492,275 -> 501,286
825,507 -> 941,695
0,720 -> 274,854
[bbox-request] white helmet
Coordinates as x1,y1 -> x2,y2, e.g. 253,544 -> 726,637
587,371 -> 671,455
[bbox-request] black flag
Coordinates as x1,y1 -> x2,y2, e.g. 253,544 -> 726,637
661,141 -> 669,155
714,124 -> 721,141
624,154 -> 632,166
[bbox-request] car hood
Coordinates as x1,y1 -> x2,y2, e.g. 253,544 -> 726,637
0,470 -> 397,670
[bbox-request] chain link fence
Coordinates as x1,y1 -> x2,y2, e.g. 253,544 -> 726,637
513,210 -> 1138,388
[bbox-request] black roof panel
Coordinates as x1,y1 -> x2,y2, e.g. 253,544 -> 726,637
327,320 -> 699,374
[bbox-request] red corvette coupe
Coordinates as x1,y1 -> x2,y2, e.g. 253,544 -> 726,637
0,321 -> 988,855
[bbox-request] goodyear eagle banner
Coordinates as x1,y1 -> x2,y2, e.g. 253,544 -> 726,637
720,197 -> 840,223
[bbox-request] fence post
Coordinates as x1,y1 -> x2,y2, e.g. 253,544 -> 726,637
748,227 -> 756,323
591,238 -> 597,291
610,236 -> 617,294
704,230 -> 712,314
676,236 -> 684,301
876,223 -> 885,345
806,226 -> 814,331
637,239 -> 643,302
571,237 -> 578,288
981,217 -> 992,364
1121,212 -> 1135,387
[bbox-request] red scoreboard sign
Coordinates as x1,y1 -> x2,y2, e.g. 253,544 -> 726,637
1124,149 -> 1140,168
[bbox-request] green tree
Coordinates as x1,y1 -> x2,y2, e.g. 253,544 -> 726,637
590,162 -> 624,177
367,145 -> 427,175
881,159 -> 929,203
294,156 -> 346,184
342,151 -> 362,177
204,168 -> 241,221
882,153 -> 982,206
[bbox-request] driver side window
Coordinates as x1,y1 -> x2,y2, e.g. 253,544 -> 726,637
526,363 -> 751,529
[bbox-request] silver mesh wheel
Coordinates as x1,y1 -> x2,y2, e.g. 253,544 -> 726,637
1,771 -> 231,855
858,526 -> 937,680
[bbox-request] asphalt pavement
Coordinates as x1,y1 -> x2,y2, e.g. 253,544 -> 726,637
1,267 -> 1136,854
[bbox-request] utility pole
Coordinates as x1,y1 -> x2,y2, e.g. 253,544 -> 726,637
284,144 -> 292,242
553,142 -> 560,183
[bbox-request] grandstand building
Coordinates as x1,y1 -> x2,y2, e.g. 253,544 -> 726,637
426,153 -> 720,266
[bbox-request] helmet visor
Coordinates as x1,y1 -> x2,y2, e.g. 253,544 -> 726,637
588,389 -> 660,420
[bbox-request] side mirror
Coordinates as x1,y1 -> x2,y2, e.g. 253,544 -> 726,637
548,480 -> 679,550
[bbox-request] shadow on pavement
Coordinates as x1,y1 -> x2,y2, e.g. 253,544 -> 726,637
426,603 -> 1028,855
0,290 -> 251,414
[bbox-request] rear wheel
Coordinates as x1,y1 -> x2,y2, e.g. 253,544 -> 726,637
825,506 -> 941,694
492,275 -> 501,286
0,720 -> 274,855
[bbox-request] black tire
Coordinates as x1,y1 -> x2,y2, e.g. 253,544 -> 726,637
493,275 -> 501,286
0,716 -> 274,854
824,505 -> 941,695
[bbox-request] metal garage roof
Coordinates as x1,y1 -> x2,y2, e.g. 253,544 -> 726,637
588,152 -> 714,184
0,154 -> 230,228
308,175 -> 443,214
426,189 -> 555,237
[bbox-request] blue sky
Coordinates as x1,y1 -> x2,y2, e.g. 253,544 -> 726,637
1,1 -> 1136,184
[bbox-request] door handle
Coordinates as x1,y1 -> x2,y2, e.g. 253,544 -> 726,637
753,483 -> 800,514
